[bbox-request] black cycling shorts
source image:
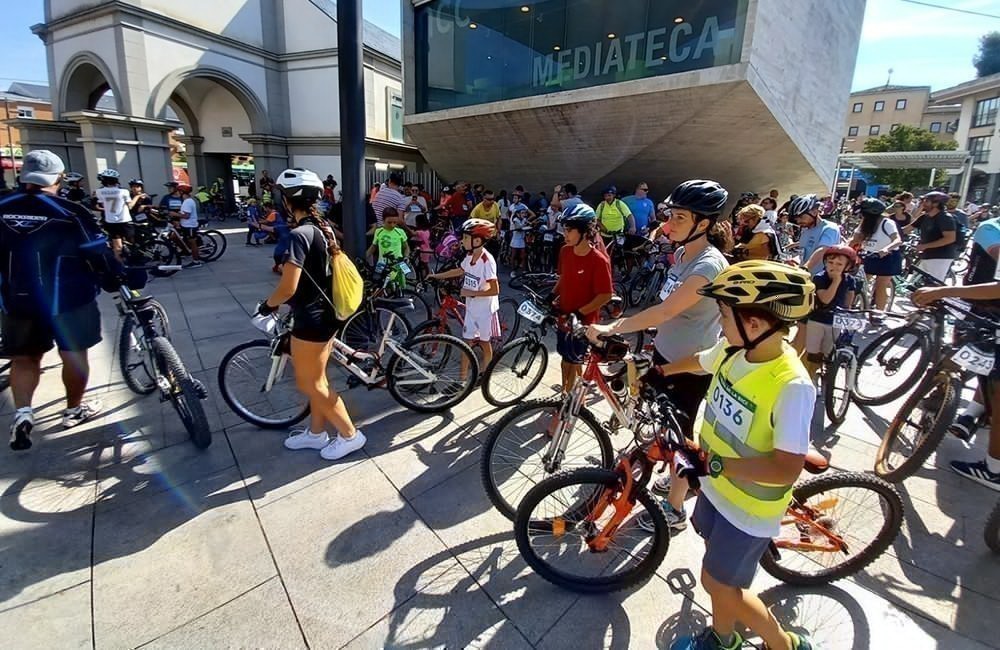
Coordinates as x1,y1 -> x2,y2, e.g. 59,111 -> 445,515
644,349 -> 712,439
0,301 -> 102,357
180,226 -> 200,239
291,304 -> 340,343
104,222 -> 134,241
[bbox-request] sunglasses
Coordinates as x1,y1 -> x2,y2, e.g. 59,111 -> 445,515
638,187 -> 649,191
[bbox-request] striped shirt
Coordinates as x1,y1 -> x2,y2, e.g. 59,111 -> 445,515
371,184 -> 409,226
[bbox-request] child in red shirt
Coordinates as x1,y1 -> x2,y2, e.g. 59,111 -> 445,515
553,204 -> 613,393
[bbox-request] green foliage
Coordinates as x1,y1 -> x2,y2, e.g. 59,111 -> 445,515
861,125 -> 958,189
974,31 -> 1000,78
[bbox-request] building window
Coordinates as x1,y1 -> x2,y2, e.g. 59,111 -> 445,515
891,123 -> 900,131
929,121 -> 942,133
869,125 -> 880,135
895,98 -> 907,110
848,126 -> 859,136
973,97 -> 998,127
874,100 -> 885,112
16,106 -> 34,118
969,135 -> 991,164
853,102 -> 863,113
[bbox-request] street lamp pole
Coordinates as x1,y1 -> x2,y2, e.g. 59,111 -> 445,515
337,0 -> 367,259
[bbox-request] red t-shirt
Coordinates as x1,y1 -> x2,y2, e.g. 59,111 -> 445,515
445,192 -> 468,218
557,245 -> 613,323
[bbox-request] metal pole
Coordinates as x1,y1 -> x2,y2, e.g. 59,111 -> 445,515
958,156 -> 974,207
846,166 -> 856,198
928,168 -> 936,188
337,0 -> 366,259
831,157 -> 841,196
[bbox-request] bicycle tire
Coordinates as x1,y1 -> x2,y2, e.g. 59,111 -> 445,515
495,296 -> 521,348
118,301 -> 171,395
875,373 -> 959,482
141,239 -> 180,277
340,306 -> 411,351
985,499 -> 1000,554
823,353 -> 852,426
151,336 -> 211,449
202,229 -> 228,262
195,232 -> 218,262
481,398 -> 613,520
514,467 -> 669,594
386,333 -> 478,412
481,336 -> 549,408
853,325 -> 931,406
399,288 -> 432,323
759,471 -> 903,586
410,317 -> 455,339
218,339 -> 310,429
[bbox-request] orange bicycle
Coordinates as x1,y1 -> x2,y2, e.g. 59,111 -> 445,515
513,394 -> 904,593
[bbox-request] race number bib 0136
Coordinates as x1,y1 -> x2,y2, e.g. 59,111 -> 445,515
952,345 -> 995,376
658,276 -> 679,302
708,377 -> 755,443
463,272 -> 479,291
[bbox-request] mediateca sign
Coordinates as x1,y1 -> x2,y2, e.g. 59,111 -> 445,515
532,18 -> 742,89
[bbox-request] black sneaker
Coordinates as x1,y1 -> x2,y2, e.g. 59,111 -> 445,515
637,500 -> 687,533
9,409 -> 34,451
951,459 -> 1000,492
948,414 -> 979,442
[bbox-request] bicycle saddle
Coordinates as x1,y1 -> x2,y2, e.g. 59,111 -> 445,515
374,296 -> 415,311
803,449 -> 830,475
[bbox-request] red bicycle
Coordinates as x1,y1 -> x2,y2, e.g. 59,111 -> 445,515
410,279 -> 521,350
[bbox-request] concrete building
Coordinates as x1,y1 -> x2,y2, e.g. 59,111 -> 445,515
843,85 -> 959,153
6,0 -> 429,198
401,0 -> 867,201
931,72 -> 1000,205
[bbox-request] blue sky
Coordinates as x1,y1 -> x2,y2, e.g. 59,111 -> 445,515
1,0 -> 998,92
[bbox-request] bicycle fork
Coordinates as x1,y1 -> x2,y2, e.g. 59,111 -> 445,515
541,390 -> 586,474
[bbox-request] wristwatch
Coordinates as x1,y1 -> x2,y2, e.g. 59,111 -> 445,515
707,454 -> 724,478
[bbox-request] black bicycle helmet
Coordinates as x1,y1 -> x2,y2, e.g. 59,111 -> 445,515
128,178 -> 143,187
859,197 -> 887,217
664,179 -> 729,217
788,194 -> 820,217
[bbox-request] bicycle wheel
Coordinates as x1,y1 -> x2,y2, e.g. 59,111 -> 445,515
196,232 -> 218,261
986,499 -> 1000,554
151,337 -> 211,449
386,333 -> 478,412
118,302 -> 171,395
495,297 -> 521,348
514,468 -> 669,594
481,398 -> 614,520
627,271 -> 651,309
218,339 -> 309,429
874,373 -> 959,482
823,352 -> 853,426
399,288 -> 432,323
138,239 -> 180,277
481,336 -> 549,408
340,306 -> 411,351
853,326 -> 931,406
760,472 -> 903,586
202,229 -> 228,262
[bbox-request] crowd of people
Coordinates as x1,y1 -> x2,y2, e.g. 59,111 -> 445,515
5,151 -> 1000,650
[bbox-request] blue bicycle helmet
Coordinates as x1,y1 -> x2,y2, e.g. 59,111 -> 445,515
562,203 -> 597,230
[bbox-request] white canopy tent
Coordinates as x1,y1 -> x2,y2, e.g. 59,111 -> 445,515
833,150 -> 974,202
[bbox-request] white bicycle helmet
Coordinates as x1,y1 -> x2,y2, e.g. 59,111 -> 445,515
64,172 -> 83,183
97,169 -> 120,180
275,168 -> 323,201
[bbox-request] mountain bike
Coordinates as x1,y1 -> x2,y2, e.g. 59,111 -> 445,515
821,309 -> 869,426
480,318 -> 650,520
113,267 -> 211,448
364,254 -> 432,323
410,278 -> 520,351
217,301 -> 480,428
626,240 -> 672,310
513,394 -> 904,593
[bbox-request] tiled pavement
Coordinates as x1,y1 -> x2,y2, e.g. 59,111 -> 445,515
0,232 -> 997,649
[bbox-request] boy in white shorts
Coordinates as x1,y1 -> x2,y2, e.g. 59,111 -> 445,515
427,218 -> 500,379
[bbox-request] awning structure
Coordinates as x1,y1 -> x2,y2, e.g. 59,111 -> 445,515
832,150 -> 975,201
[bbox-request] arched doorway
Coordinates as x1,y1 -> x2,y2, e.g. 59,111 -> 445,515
60,55 -> 123,115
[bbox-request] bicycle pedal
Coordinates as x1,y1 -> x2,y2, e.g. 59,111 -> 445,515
191,378 -> 208,400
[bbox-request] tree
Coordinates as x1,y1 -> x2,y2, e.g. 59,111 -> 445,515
974,31 -> 1000,77
862,125 -> 958,190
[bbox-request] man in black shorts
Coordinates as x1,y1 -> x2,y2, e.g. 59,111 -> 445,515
0,150 -> 121,451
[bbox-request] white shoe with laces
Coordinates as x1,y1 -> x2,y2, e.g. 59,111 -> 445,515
320,430 -> 367,460
62,399 -> 103,429
284,428 -> 330,451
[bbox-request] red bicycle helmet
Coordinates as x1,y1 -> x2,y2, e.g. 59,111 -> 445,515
823,244 -> 858,269
461,218 -> 496,240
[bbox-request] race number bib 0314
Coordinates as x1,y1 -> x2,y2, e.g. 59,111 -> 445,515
463,272 -> 479,291
952,345 -> 995,376
658,276 -> 679,302
708,376 -> 756,443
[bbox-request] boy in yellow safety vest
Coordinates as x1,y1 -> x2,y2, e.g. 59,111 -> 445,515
657,260 -> 816,650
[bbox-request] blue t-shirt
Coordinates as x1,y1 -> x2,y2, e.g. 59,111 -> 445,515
810,270 -> 858,324
799,219 -> 841,272
623,195 -> 655,232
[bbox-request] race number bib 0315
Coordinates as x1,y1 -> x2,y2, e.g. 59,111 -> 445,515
463,272 -> 479,291
658,276 -> 679,302
708,376 -> 756,443
952,345 -> 995,376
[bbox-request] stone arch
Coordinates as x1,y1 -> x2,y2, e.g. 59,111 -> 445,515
147,66 -> 270,134
58,52 -> 124,116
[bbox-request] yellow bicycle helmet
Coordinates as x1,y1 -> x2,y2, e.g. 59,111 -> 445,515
698,260 -> 815,322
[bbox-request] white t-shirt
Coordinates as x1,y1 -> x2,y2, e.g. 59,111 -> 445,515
96,187 -> 132,224
510,216 -> 527,248
854,217 -> 899,253
180,197 -> 200,228
460,250 -> 499,314
403,195 -> 427,227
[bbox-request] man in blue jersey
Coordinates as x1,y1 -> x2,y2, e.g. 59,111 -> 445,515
623,181 -> 655,235
0,151 -> 121,451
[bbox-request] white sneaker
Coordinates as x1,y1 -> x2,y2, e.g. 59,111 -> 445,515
320,430 -> 367,460
62,399 -> 103,429
9,408 -> 34,451
284,429 -> 330,451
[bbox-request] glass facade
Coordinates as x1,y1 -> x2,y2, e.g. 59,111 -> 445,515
413,0 -> 748,113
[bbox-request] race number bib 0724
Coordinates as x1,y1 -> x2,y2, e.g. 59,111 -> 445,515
708,377 -> 756,443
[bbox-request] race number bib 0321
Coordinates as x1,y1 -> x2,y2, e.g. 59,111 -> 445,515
952,345 -> 995,376
463,272 -> 479,291
708,376 -> 756,443
658,276 -> 679,302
